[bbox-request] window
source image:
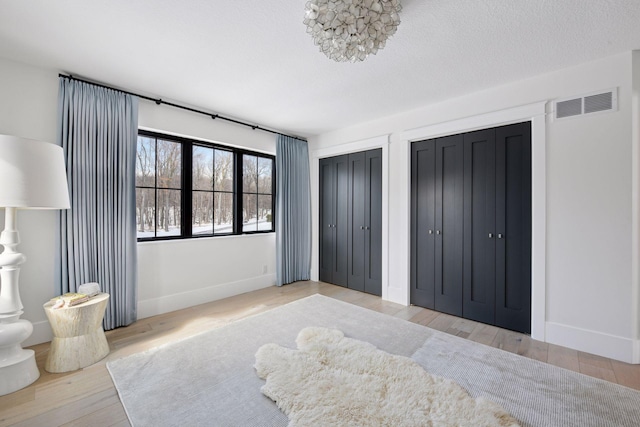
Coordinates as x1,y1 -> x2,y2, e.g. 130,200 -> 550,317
192,146 -> 234,235
242,154 -> 273,232
135,130 -> 275,241
136,136 -> 183,238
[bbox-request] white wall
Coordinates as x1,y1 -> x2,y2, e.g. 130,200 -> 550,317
309,51 -> 640,363
0,57 -> 277,346
632,50 -> 640,361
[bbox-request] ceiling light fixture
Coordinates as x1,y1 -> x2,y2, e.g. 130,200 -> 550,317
304,0 -> 402,62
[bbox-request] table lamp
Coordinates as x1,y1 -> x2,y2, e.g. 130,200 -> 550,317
0,134 -> 70,396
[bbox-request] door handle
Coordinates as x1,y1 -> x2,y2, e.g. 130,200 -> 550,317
488,233 -> 494,238
436,230 -> 441,235
365,226 -> 370,230
360,226 -> 365,230
428,229 -> 433,235
498,233 -> 504,239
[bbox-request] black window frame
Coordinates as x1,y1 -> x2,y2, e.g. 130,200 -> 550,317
136,129 -> 276,242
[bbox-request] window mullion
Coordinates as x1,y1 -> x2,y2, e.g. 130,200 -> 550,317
154,137 -> 158,238
234,152 -> 242,234
183,140 -> 193,237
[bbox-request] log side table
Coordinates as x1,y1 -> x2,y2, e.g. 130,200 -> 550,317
43,293 -> 110,373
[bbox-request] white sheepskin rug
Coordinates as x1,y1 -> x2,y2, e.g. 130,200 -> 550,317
255,327 -> 520,427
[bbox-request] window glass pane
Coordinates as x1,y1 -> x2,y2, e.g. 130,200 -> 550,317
214,192 -> 234,234
215,150 -> 234,192
242,194 -> 258,232
156,189 -> 181,236
157,139 -> 182,189
243,155 -> 258,193
136,188 -> 155,238
193,146 -> 213,191
136,137 -> 155,187
257,157 -> 272,194
192,191 -> 213,235
258,195 -> 272,231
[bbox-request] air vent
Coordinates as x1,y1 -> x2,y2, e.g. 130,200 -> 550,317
554,88 -> 617,120
584,92 -> 613,114
556,98 -> 582,118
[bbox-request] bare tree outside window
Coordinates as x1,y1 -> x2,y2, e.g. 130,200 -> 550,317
192,146 -> 234,235
135,137 -> 156,238
243,154 -> 273,232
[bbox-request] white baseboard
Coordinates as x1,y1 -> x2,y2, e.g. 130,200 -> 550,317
546,321 -> 639,364
23,274 -> 276,347
137,274 -> 276,320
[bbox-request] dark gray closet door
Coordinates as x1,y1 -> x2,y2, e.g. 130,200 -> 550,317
434,135 -> 464,316
463,128 -> 497,325
364,149 -> 382,296
411,123 -> 532,334
411,140 -> 436,308
348,149 -> 382,296
319,155 -> 349,287
333,155 -> 349,286
347,151 -> 366,292
319,157 -> 334,283
495,122 -> 532,333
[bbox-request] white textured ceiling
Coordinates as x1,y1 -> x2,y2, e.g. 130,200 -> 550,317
1,0 -> 640,137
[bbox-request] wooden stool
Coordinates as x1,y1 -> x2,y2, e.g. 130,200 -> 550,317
43,293 -> 110,373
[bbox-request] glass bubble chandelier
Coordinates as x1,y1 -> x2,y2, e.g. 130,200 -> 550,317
304,0 -> 402,62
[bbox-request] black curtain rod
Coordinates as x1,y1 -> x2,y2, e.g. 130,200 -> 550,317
58,73 -> 307,142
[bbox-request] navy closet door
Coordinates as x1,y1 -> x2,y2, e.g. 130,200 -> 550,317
348,152 -> 366,292
319,157 -> 334,283
321,150 -> 380,293
364,149 -> 382,296
410,136 -> 463,315
333,155 -> 349,286
412,123 -> 532,334
463,128 -> 497,325
318,155 -> 349,287
434,135 -> 464,316
411,140 -> 437,308
495,122 -> 532,333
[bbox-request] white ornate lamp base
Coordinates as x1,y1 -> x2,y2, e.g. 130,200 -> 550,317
0,318 -> 40,396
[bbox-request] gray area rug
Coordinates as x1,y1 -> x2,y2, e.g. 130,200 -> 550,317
107,294 -> 640,426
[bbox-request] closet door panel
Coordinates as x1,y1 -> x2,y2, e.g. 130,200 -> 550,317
434,135 -> 463,316
463,129 -> 496,324
333,155 -> 349,287
347,152 -> 366,292
319,158 -> 334,283
410,140 -> 436,308
364,149 -> 382,296
495,123 -> 532,333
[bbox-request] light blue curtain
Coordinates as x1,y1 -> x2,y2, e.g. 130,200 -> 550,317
56,78 -> 139,329
276,135 -> 311,286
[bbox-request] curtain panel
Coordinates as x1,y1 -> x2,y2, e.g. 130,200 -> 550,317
56,78 -> 139,329
275,135 -> 311,286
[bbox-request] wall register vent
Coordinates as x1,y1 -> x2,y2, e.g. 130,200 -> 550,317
554,88 -> 617,120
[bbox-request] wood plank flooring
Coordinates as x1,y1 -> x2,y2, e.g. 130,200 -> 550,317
1,281 -> 639,426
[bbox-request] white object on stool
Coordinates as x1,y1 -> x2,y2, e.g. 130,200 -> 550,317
78,282 -> 100,296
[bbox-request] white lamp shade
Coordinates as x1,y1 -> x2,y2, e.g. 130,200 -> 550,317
0,135 -> 70,209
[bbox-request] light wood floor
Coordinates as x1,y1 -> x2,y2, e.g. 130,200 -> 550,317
1,281 -> 639,426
